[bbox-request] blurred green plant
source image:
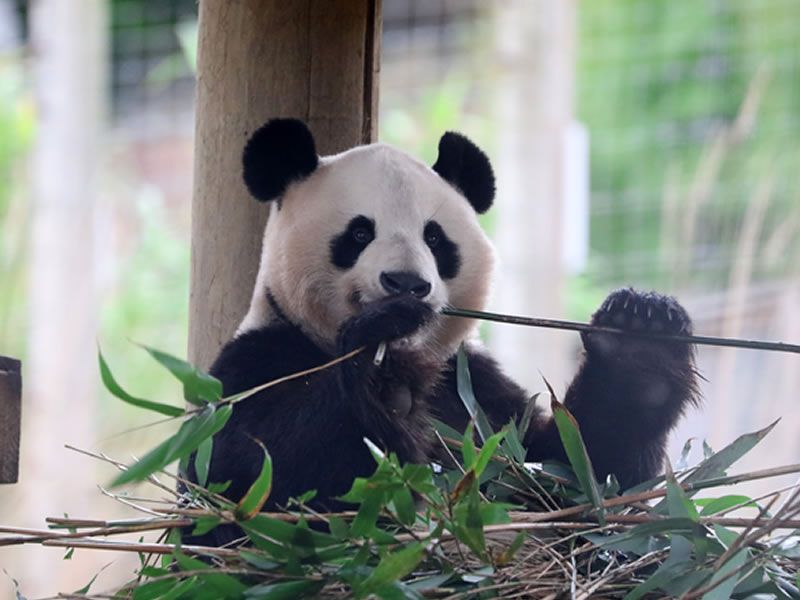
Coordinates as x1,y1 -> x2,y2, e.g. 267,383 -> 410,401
0,55 -> 34,357
578,1 -> 800,288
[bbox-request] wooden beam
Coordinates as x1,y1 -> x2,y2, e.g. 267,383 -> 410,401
189,0 -> 382,370
0,356 -> 21,484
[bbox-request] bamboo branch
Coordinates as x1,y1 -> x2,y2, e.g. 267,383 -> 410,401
442,307 -> 800,354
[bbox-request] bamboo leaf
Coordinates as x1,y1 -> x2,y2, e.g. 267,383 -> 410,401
235,441 -> 273,520
455,345 -> 494,443
392,487 -> 417,527
474,430 -> 506,478
687,420 -> 778,484
138,343 -> 223,406
548,380 -> 605,525
98,349 -> 184,417
697,495 -> 754,516
245,580 -> 323,599
700,548 -> 749,600
357,543 -> 425,597
194,436 -> 213,488
461,421 -> 477,469
654,420 -> 778,512
111,405 -> 231,487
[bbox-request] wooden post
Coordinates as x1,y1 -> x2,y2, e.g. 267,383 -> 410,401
0,356 -> 21,484
188,1 -> 382,370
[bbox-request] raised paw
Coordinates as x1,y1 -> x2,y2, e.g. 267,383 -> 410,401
338,295 -> 434,353
582,288 -> 693,360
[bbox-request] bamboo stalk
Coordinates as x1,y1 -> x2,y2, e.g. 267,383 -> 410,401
0,519 -> 192,546
442,307 -> 800,355
41,538 -> 240,557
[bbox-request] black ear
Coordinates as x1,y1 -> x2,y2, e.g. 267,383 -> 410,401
432,132 -> 495,214
242,119 -> 319,202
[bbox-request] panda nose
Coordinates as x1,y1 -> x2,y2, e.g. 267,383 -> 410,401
380,271 -> 432,299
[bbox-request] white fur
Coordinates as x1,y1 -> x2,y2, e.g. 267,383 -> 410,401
238,142 -> 495,357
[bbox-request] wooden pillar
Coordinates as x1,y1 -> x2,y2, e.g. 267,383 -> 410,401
189,0 -> 382,370
0,356 -> 21,484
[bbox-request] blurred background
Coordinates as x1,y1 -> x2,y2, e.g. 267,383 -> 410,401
0,0 -> 798,595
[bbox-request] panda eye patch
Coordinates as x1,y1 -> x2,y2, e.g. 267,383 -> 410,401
424,221 -> 461,280
330,215 -> 375,270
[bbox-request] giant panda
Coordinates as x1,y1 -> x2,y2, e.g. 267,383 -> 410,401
185,118 -> 698,547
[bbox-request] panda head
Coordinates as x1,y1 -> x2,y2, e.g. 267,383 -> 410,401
238,118 -> 496,356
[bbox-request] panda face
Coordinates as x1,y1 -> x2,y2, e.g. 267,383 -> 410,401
258,145 -> 494,352
238,120 -> 496,356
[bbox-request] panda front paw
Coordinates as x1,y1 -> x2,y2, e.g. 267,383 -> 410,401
582,288 -> 693,361
338,296 -> 434,354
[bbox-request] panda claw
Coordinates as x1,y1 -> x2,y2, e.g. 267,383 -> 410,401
667,308 -> 674,322
647,305 -> 653,319
623,296 -> 631,309
633,302 -> 638,315
605,298 -> 615,312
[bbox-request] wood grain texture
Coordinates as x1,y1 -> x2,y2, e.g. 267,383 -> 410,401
0,356 -> 22,484
189,0 -> 382,370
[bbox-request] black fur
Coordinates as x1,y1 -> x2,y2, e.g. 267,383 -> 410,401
330,216 -> 376,270
184,289 -> 698,547
432,132 -> 495,214
242,119 -> 319,203
425,220 -> 461,279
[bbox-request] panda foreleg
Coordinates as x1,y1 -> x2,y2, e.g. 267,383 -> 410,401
554,288 -> 700,488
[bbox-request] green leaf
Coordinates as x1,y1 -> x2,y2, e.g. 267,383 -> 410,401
191,516 -> 220,537
392,487 -> 417,527
461,421 -> 477,469
676,437 -> 694,470
350,488 -> 386,537
549,383 -> 605,525
111,405 -> 231,487
133,579 -> 177,600
453,486 -> 486,558
73,567 -> 105,595
159,579 -> 199,600
138,343 -> 223,406
357,543 -> 426,597
496,532 -> 526,565
245,580 -> 323,599
328,516 -> 350,540
666,478 -> 699,521
700,549 -> 749,600
235,441 -> 273,520
174,550 -> 248,596
455,345 -> 494,443
697,495 -> 754,516
654,420 -> 778,512
474,430 -> 506,478
98,349 -> 184,417
208,480 -> 232,495
596,518 -> 702,551
194,436 -> 213,488
517,392 -> 540,442
687,420 -> 778,484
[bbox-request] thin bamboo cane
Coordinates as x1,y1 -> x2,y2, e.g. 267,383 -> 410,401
443,307 -> 800,354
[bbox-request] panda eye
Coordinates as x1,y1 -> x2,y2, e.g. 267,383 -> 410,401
352,227 -> 373,244
425,230 -> 440,248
